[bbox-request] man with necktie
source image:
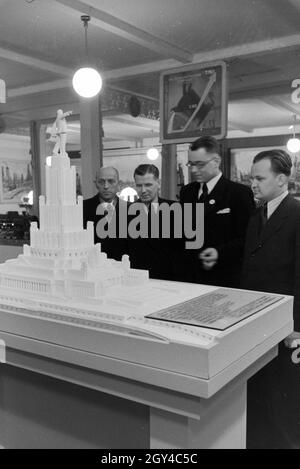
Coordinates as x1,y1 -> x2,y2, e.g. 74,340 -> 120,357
179,136 -> 255,286
127,164 -> 179,280
83,166 -> 129,261
242,149 -> 300,449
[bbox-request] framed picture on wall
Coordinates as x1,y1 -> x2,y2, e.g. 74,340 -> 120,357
0,159 -> 33,204
230,147 -> 300,199
160,61 -> 228,144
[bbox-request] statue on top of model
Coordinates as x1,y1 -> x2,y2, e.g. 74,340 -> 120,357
51,109 -> 73,156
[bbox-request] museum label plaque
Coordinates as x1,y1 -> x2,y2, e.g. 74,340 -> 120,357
146,288 -> 283,330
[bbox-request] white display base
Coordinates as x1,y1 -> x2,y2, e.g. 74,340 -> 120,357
0,342 -> 277,449
150,348 -> 277,449
0,279 -> 292,448
150,382 -> 247,449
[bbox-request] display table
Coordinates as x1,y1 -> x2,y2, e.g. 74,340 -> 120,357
0,282 -> 294,449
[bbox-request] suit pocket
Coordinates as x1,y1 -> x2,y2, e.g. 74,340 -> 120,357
216,208 -> 231,215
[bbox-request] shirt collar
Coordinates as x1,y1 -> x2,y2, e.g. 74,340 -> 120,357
143,202 -> 159,214
267,190 -> 289,218
199,172 -> 222,195
99,197 -> 117,208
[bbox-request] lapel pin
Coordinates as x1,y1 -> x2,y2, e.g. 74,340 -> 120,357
209,199 -> 216,205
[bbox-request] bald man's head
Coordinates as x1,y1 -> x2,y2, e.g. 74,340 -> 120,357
95,166 -> 120,202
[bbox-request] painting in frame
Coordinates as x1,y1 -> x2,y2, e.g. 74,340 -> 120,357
160,61 -> 228,145
0,159 -> 33,204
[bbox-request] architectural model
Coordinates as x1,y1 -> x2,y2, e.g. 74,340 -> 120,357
0,152 -> 150,303
0,112 -> 293,378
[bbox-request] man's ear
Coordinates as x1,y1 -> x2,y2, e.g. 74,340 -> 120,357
278,173 -> 288,187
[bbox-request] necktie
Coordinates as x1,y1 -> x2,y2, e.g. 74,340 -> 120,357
198,183 -> 208,202
260,203 -> 268,230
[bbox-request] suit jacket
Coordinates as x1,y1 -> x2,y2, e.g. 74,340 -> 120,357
127,197 -> 181,281
242,193 -> 300,331
244,194 -> 300,449
83,194 -> 129,261
180,175 -> 255,287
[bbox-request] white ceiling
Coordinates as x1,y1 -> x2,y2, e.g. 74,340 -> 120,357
0,0 -> 300,143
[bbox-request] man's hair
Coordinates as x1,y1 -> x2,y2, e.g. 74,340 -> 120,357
189,136 -> 220,154
134,164 -> 159,179
253,149 -> 292,176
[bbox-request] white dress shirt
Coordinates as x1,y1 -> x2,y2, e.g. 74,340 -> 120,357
142,199 -> 159,215
198,172 -> 222,199
267,190 -> 289,219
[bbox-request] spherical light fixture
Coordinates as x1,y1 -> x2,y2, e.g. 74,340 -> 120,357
147,147 -> 160,161
72,67 -> 102,98
287,137 -> 300,153
287,114 -> 300,153
46,156 -> 52,167
119,187 -> 138,202
72,15 -> 102,99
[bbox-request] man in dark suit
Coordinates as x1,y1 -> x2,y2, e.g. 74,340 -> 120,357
83,166 -> 128,261
128,164 -> 179,281
243,149 -> 300,449
180,136 -> 255,286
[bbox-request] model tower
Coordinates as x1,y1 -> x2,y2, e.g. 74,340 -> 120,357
0,122 -> 148,301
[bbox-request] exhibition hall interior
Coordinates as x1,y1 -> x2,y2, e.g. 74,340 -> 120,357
0,0 -> 299,450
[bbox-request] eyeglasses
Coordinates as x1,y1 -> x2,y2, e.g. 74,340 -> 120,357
186,157 -> 216,169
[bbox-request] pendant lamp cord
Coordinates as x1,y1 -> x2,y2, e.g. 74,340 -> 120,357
81,15 -> 91,62
293,114 -> 297,139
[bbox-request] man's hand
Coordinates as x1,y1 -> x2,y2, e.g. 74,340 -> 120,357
199,247 -> 218,271
284,331 -> 300,349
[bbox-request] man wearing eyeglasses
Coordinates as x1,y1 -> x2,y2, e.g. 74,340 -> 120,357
180,136 -> 255,287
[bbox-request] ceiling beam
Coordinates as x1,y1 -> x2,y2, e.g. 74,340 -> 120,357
106,115 -> 159,130
6,31 -> 300,88
53,0 -> 192,63
0,47 -> 72,76
8,79 -> 72,98
230,61 -> 300,95
260,96 -> 300,119
3,87 -> 77,114
109,85 -> 159,103
8,80 -> 159,101
193,34 -> 300,63
6,76 -> 292,108
230,84 -> 292,101
5,31 -> 300,101
228,121 -> 254,134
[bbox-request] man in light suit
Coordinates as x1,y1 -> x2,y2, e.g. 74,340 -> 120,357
83,166 -> 129,261
180,136 -> 255,286
243,149 -> 300,449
